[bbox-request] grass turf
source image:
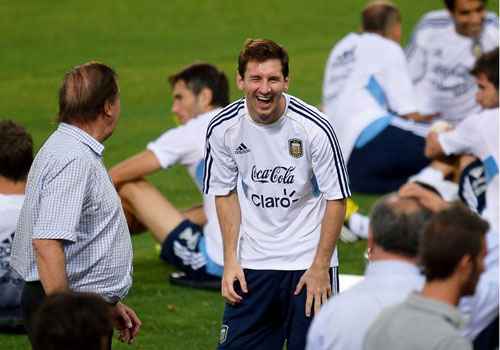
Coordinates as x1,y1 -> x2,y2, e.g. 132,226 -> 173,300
0,0 -> 497,348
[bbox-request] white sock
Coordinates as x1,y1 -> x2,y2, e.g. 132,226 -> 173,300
348,213 -> 370,239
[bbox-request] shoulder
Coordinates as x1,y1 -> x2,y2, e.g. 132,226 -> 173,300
412,10 -> 453,41
288,95 -> 339,142
362,33 -> 405,60
484,12 -> 499,28
206,99 -> 245,139
329,32 -> 359,52
288,95 -> 331,128
435,335 -> 472,350
416,10 -> 453,30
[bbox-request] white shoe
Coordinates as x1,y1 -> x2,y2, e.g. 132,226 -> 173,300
340,225 -> 359,243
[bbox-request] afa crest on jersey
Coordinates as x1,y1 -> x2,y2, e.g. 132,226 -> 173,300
288,138 -> 303,158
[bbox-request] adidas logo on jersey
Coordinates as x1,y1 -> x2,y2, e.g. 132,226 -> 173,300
234,143 -> 250,154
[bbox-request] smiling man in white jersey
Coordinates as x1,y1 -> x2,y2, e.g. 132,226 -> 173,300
406,0 -> 498,125
110,63 -> 230,290
204,39 -> 350,350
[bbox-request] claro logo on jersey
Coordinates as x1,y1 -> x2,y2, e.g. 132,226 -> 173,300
251,166 -> 295,184
251,188 -> 299,208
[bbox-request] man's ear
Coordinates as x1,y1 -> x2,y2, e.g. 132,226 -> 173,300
236,72 -> 244,91
284,76 -> 290,92
456,254 -> 473,278
199,88 -> 213,109
103,100 -> 113,117
367,228 -> 374,251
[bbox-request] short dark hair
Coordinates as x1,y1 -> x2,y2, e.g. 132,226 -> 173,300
238,39 -> 289,78
370,195 -> 433,257
362,2 -> 401,34
420,203 -> 489,281
444,0 -> 487,11
32,292 -> 113,350
0,120 -> 33,182
168,63 -> 230,108
58,61 -> 119,125
471,48 -> 499,89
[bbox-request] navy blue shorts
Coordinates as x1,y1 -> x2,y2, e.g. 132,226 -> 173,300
347,125 -> 429,193
218,267 -> 339,350
160,220 -> 222,280
459,159 -> 486,215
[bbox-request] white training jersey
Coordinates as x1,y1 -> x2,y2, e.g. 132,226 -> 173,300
406,10 -> 499,125
439,108 -> 499,235
322,32 -> 417,160
147,108 -> 224,266
0,194 -> 24,277
203,94 -> 350,270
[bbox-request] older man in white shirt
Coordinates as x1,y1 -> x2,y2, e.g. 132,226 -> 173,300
306,194 -> 433,350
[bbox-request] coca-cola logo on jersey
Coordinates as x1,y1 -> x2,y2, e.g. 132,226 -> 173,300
251,166 -> 295,184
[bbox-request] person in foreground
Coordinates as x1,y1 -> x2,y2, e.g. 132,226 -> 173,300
204,38 -> 349,350
109,63 -> 229,290
10,61 -> 141,345
306,194 -> 432,350
32,292 -> 114,350
364,204 -> 488,350
0,120 -> 33,332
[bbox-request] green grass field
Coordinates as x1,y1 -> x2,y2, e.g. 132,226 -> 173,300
0,1 -> 497,349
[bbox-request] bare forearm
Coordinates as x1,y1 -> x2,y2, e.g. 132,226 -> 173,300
215,191 -> 241,264
312,199 -> 346,268
109,150 -> 161,185
425,132 -> 445,159
33,239 -> 69,295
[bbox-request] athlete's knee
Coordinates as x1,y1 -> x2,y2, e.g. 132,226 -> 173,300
118,179 -> 150,201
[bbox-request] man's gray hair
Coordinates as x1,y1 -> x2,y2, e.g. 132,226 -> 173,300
369,194 -> 433,257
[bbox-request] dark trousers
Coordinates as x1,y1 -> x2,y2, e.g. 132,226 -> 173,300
473,316 -> 499,350
21,281 -> 46,344
347,125 -> 430,194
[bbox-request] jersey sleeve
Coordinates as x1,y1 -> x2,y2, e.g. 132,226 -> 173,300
33,157 -> 92,242
405,19 -> 428,85
378,44 -> 418,116
311,120 -> 351,200
147,122 -> 199,169
203,127 -> 238,196
438,114 -> 480,156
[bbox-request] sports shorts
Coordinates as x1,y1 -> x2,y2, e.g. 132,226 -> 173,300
218,267 -> 339,350
160,219 -> 222,280
459,159 -> 486,215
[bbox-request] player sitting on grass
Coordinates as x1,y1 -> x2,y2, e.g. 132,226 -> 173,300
0,120 -> 33,333
110,63 -> 229,290
346,49 -> 499,242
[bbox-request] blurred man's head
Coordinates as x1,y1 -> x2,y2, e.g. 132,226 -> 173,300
237,39 -> 290,124
444,0 -> 486,37
168,63 -> 229,124
58,61 -> 120,141
362,1 -> 402,43
32,292 -> 113,350
471,48 -> 499,108
0,120 -> 33,183
369,194 -> 433,259
420,203 -> 488,296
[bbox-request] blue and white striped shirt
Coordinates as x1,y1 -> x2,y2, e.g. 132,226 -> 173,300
11,123 -> 133,302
